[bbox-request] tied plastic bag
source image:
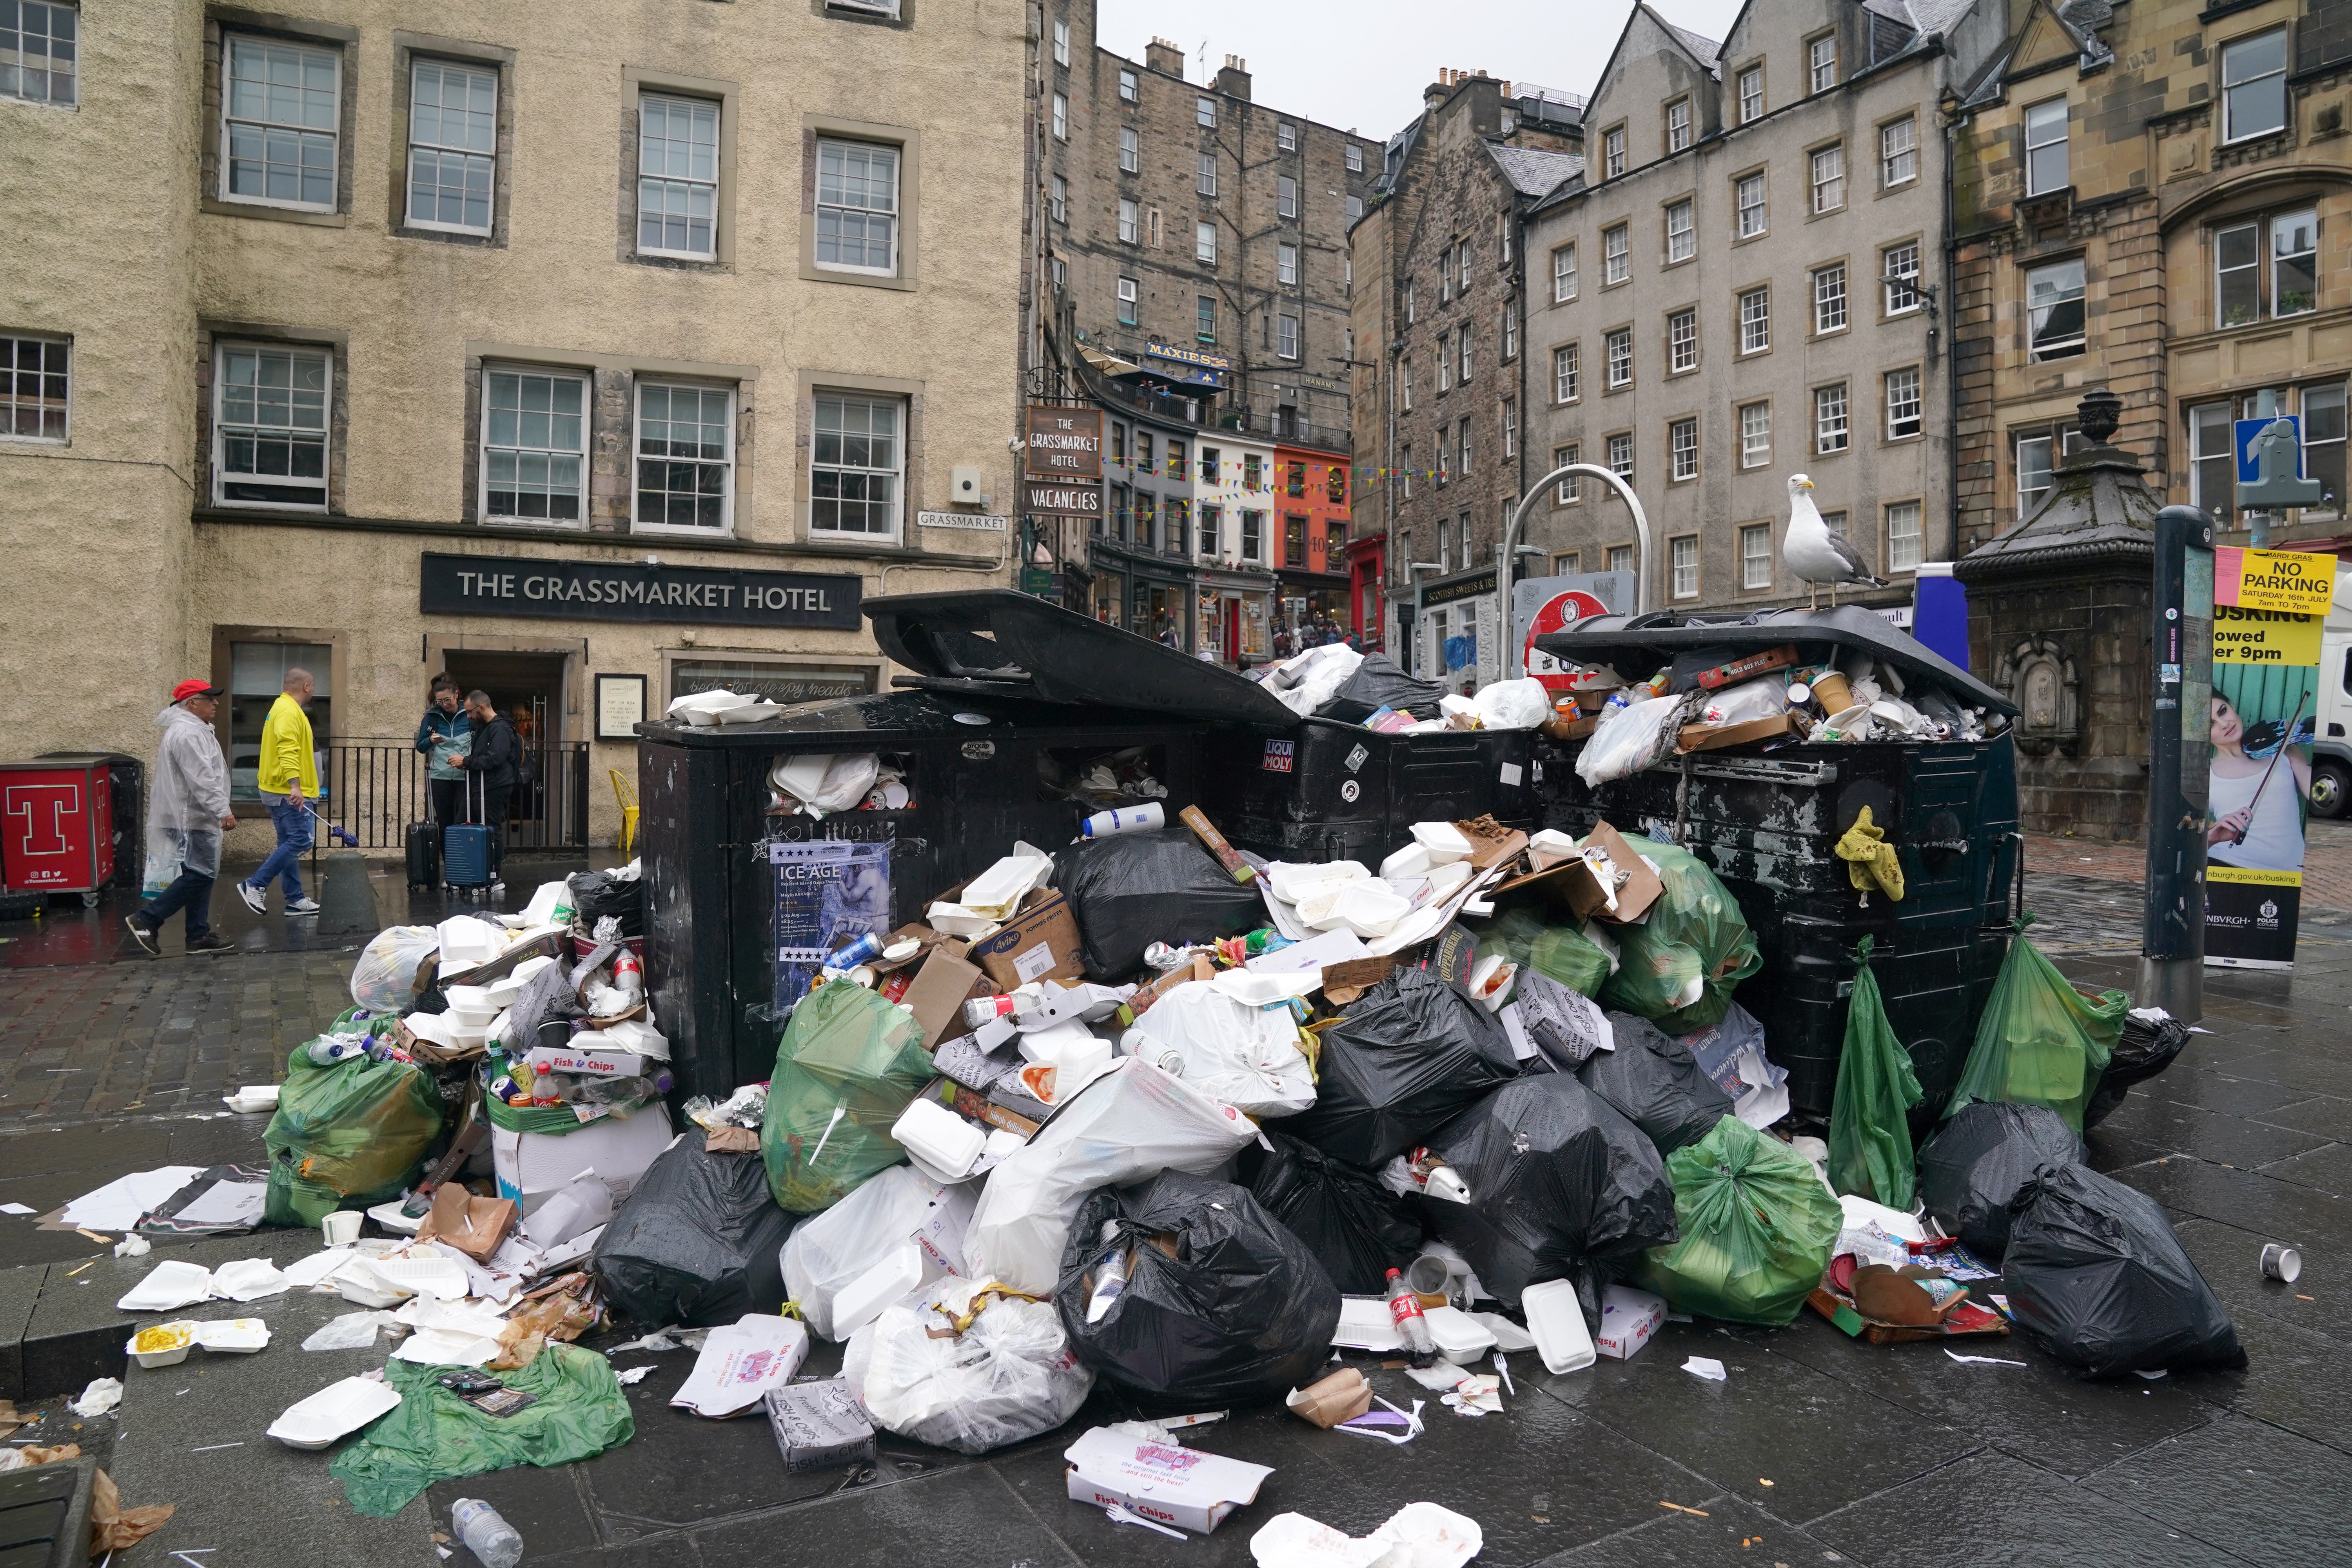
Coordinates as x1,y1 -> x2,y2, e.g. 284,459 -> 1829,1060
1245,1132 -> 1424,1296
1283,966 -> 1523,1169
1701,677 -> 1788,728
1316,653 -> 1447,723
1636,1115 -> 1842,1326
263,1034 -> 447,1228
594,1141 -> 798,1327
781,1164 -> 975,1341
1470,678 -> 1552,731
1121,982 -> 1317,1118
1916,1102 -> 2085,1262
2084,1008 -> 2194,1129
1945,919 -> 2125,1131
842,1276 -> 1094,1455
1423,1073 -> 1678,1313
1053,829 -> 1266,981
350,926 -> 439,1013
1576,694 -> 1692,788
770,753 -> 881,818
1596,837 -> 1760,1034
2002,1162 -> 2245,1377
1268,643 -> 1367,717
1056,1172 -> 1340,1406
1579,1014 -> 1737,1156
761,978 -> 935,1213
1827,936 -> 1924,1210
1472,907 -> 1612,998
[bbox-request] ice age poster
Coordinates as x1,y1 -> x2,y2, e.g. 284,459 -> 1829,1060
771,839 -> 891,1011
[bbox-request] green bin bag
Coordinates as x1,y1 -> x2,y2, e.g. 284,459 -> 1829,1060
262,1037 -> 447,1228
1597,837 -> 1762,1034
1828,936 -> 1924,1210
1474,907 -> 1613,998
762,977 -> 935,1213
1944,918 -> 2125,1132
331,1344 -> 634,1517
1637,1115 -> 1842,1326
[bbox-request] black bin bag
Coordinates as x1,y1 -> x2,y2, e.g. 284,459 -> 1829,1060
1284,965 -> 1523,1168
1315,654 -> 1448,724
1423,1073 -> 1679,1314
2084,1009 -> 2194,1129
1578,1013 -> 1737,1156
2003,1162 -> 2246,1378
1244,1131 -> 1424,1296
593,1142 -> 799,1327
1053,829 -> 1265,982
1916,1102 -> 2085,1262
566,868 -> 644,938
1056,1171 -> 1340,1406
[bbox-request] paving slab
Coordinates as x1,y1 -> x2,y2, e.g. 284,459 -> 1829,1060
2119,1156 -> 2352,1255
690,1466 -> 1074,1567
2084,1090 -> 2337,1172
1532,1491 -> 1842,1568
2086,1413 -> 2352,1568
0,1261 -> 42,1403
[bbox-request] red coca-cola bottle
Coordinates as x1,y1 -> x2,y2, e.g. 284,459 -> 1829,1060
1385,1268 -> 1439,1368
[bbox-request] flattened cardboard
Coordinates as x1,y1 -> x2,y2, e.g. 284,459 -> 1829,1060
1491,820 -> 1662,926
1675,713 -> 1799,753
965,889 -> 1088,989
1453,816 -> 1529,870
1063,1427 -> 1274,1535
1319,953 -> 1398,1005
1116,955 -> 1213,1024
415,1183 -> 518,1263
899,944 -> 990,1048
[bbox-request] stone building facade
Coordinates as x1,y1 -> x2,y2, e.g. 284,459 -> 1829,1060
1350,71 -> 1584,689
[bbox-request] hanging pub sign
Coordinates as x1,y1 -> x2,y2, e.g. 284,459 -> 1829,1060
1024,406 -> 1103,480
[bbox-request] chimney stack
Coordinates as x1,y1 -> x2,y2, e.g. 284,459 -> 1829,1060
1145,36 -> 1184,77
1215,54 -> 1252,101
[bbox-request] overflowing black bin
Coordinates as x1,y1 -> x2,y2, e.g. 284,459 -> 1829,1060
1530,607 -> 2020,1122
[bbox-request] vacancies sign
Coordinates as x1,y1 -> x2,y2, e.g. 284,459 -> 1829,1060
418,552 -> 861,629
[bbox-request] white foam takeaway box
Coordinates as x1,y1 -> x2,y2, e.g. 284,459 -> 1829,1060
492,1102 -> 674,1215
1064,1426 -> 1274,1535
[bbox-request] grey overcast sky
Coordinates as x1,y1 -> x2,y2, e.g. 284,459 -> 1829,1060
1094,0 -> 1752,142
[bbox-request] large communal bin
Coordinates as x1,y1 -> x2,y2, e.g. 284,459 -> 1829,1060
1530,606 -> 2021,1122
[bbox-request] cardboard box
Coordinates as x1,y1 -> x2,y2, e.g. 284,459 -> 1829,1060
1492,820 -> 1663,925
1675,713 -> 1799,753
414,1182 -> 517,1263
1454,815 -> 1529,870
1062,1427 -> 1274,1535
765,1379 -> 877,1474
1688,643 -> 1800,690
898,944 -> 990,1048
965,889 -> 1088,989
525,1046 -> 647,1079
1541,714 -> 1597,741
1595,1284 -> 1666,1360
491,1101 -> 674,1214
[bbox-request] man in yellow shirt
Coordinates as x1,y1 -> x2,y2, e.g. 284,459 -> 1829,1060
235,668 -> 323,916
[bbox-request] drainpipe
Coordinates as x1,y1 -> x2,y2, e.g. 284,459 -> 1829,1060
1942,103 -> 1964,565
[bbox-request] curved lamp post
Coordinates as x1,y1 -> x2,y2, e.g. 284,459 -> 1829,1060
1497,463 -> 1653,679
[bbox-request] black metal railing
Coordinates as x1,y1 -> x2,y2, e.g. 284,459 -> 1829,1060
315,741 -> 593,851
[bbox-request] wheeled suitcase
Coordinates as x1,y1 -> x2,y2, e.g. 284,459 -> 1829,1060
444,775 -> 495,893
405,820 -> 441,890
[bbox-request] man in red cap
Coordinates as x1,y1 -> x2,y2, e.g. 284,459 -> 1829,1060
125,679 -> 237,956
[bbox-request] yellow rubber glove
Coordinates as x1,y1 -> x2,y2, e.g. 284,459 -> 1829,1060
1834,804 -> 1906,902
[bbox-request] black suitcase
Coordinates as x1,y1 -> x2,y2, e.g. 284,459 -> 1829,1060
405,820 -> 441,890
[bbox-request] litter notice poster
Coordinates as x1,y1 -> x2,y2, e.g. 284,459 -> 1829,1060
771,840 -> 891,1012
2205,549 -> 2328,969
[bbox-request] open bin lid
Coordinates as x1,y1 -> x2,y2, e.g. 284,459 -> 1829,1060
865,589 -> 1299,727
1533,604 -> 2015,716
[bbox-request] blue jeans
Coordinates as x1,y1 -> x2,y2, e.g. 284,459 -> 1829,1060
139,828 -> 219,941
244,797 -> 312,900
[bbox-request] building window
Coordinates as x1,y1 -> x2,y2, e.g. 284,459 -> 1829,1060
1670,534 -> 1699,598
1278,242 -> 1298,285
1502,301 -> 1518,361
1135,491 -> 1157,549
1330,466 -> 1348,504
2027,258 -> 2086,359
1503,399 -> 1517,457
1197,294 -> 1217,342
1878,114 -> 1917,189
2,0 -> 74,104
1736,172 -> 1766,238
1810,143 -> 1844,212
2221,211 -> 2319,325
1116,275 -> 1138,325
633,382 -> 733,532
1278,313 -> 1299,358
1347,194 -> 1365,222
1401,357 -> 1414,410
1820,509 -> 1847,537
1347,143 -> 1363,172
1553,445 -> 1581,503
1458,330 -> 1472,384
1665,199 -> 1695,263
1815,383 -> 1848,454
1051,19 -> 1068,66
1118,125 -> 1136,171
1437,521 -> 1451,571
2024,98 -> 2066,195
1200,446 -> 1221,483
1501,215 -> 1514,266
1406,281 -> 1416,323
1196,221 -> 1216,264
1162,496 -> 1189,555
1813,262 -> 1847,333
1051,256 -> 1065,291
1606,327 -> 1632,388
1607,431 -> 1634,481
802,391 -> 905,539
1438,329 -> 1452,391
1277,121 -> 1297,152
482,368 -> 586,522
1281,513 -> 1306,566
404,60 -> 496,235
1670,417 -> 1698,481
1196,151 -> 1217,198
1603,125 -> 1625,179
1198,501 -> 1220,555
2221,28 -> 2287,143
815,139 -> 898,274
1118,198 -> 1138,243
1239,512 -> 1262,562
1456,419 -> 1472,475
1110,423 -> 1125,465
214,342 -> 328,508
2275,211 -> 2319,318
1554,342 -> 1579,403
1808,33 -> 1837,94
1196,95 -> 1216,127
1049,174 -> 1066,223
1603,223 -> 1629,285
2189,404 -> 2234,524
1886,499 -> 1922,572
2014,424 -> 2079,514
637,94 -> 719,258
1668,307 -> 1697,372
1738,65 -> 1763,124
1740,523 -> 1772,589
1598,543 -> 1627,575
1552,242 -> 1577,301
1739,287 -> 1769,353
1740,400 -> 1770,467
1167,437 -> 1188,481
1278,175 -> 1298,219
1399,449 -> 1411,500
1118,69 -> 1136,102
2304,385 -> 2347,519
1,334 -> 68,442
1882,240 -> 1920,314
1440,243 -> 1454,304
223,35 -> 340,211
1884,367 -> 1922,439
1666,98 -> 1691,152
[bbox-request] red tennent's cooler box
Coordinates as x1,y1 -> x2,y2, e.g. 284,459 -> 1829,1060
0,759 -> 114,895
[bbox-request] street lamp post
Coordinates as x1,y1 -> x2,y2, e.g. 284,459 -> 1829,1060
1405,559 -> 1444,678
1497,463 -> 1655,678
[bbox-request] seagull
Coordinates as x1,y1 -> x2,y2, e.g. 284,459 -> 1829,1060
1783,474 -> 1886,610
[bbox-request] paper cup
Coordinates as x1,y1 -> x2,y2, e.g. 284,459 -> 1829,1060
1812,671 -> 1853,711
321,1210 -> 364,1248
1405,1254 -> 1453,1297
2260,1243 -> 2302,1283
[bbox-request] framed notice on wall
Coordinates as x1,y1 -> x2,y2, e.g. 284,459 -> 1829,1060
595,673 -> 647,740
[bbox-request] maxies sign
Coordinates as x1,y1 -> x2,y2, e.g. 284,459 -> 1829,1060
417,552 -> 862,629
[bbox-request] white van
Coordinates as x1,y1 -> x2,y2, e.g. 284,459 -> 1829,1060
2316,563 -> 2352,817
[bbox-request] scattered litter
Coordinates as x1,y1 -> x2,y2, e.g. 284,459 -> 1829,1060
1249,1502 -> 1483,1568
613,1366 -> 652,1386
1065,1425 -> 1273,1535
188,1443 -> 245,1452
670,1314 -> 810,1418
70,1378 -> 124,1417
0,1203 -> 34,1216
1681,1357 -> 1727,1383
1944,1350 -> 2027,1368
112,1236 -> 151,1259
1658,1501 -> 1711,1517
91,1468 -> 175,1554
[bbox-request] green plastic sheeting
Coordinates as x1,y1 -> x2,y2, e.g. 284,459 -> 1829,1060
1828,936 -> 1924,1210
263,1036 -> 447,1228
1637,1115 -> 1843,1326
1597,838 -> 1761,1034
480,1060 -> 655,1136
331,1344 -> 635,1517
1473,907 -> 1613,998
762,978 -> 935,1214
1945,918 -> 2125,1132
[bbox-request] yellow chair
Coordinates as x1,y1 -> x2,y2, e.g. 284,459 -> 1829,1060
609,768 -> 640,858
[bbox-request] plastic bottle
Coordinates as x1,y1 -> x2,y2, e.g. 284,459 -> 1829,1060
305,1035 -> 365,1067
1080,801 -> 1165,838
612,948 -> 643,993
1085,1227 -> 1132,1324
451,1499 -> 523,1568
1385,1268 -> 1439,1367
